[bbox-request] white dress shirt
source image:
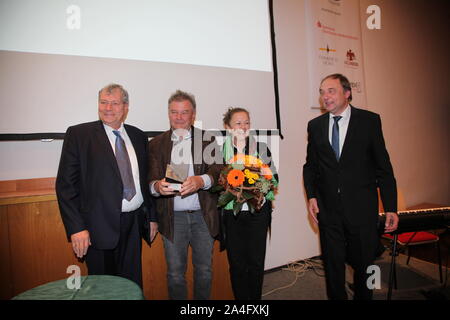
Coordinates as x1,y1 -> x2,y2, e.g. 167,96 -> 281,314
328,104 -> 351,157
150,129 -> 212,211
103,123 -> 144,212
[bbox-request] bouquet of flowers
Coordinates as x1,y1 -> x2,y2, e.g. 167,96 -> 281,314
211,154 -> 278,215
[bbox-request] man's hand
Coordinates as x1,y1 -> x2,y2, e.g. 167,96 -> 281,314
308,198 -> 320,225
70,230 -> 91,258
150,222 -> 158,243
384,212 -> 399,233
155,178 -> 177,196
180,176 -> 204,196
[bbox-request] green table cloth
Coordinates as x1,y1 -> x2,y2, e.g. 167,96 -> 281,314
12,275 -> 144,300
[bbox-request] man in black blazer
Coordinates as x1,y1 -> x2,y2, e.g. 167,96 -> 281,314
303,74 -> 399,300
56,84 -> 158,287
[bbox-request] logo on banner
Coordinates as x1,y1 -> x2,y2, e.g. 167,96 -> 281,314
351,81 -> 363,93
316,21 -> 359,41
319,45 -> 336,54
318,45 -> 338,66
328,0 -> 341,5
316,21 -> 335,32
344,49 -> 359,68
321,0 -> 341,16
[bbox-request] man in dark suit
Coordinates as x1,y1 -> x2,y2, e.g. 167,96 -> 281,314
148,90 -> 221,300
303,74 -> 399,300
56,84 -> 158,288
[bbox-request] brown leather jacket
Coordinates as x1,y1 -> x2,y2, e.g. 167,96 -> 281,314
148,127 -> 223,242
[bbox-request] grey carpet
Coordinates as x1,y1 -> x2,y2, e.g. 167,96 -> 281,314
261,250 -> 448,300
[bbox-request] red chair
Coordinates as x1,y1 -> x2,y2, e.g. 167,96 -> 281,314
378,190 -> 444,299
383,231 -> 443,290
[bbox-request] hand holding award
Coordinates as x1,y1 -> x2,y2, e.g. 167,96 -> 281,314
165,163 -> 189,193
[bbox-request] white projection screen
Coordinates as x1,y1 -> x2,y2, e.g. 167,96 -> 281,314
0,0 -> 277,135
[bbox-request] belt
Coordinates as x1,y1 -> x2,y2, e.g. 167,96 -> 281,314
224,209 -> 250,214
174,209 -> 201,214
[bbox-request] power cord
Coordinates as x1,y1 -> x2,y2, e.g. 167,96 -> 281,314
262,257 -> 325,297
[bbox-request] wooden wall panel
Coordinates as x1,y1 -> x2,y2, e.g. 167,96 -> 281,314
0,206 -> 13,299
2,200 -> 233,300
211,242 -> 234,299
141,236 -> 169,299
0,180 -> 16,193
0,178 -> 55,198
7,201 -> 87,296
1,178 -> 233,300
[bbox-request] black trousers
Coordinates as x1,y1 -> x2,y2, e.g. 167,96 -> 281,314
85,208 -> 143,288
223,202 -> 271,300
319,197 -> 379,300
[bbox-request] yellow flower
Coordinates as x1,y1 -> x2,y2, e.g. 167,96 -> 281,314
244,169 -> 259,181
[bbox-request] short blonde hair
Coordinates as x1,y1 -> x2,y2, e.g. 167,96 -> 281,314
99,83 -> 129,104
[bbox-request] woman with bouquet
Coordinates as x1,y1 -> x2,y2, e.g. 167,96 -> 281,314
218,107 -> 278,300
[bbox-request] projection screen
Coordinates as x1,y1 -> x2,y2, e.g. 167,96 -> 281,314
0,0 -> 277,135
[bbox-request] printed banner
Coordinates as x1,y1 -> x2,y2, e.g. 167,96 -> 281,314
305,0 -> 367,109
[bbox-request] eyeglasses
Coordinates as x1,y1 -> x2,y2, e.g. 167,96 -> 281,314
99,100 -> 123,107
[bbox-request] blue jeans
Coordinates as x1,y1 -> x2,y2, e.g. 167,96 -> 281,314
162,210 -> 215,300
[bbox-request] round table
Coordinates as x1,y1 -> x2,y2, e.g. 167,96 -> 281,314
12,275 -> 145,300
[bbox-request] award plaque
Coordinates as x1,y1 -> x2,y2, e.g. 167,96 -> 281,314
165,163 -> 188,192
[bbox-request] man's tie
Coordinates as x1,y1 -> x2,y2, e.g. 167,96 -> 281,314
113,130 -> 136,201
332,116 -> 342,160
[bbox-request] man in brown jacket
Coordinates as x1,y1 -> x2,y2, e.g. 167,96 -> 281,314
148,90 -> 222,300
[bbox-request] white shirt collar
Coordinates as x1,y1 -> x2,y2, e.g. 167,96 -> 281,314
171,128 -> 192,141
329,104 -> 351,121
103,122 -> 125,134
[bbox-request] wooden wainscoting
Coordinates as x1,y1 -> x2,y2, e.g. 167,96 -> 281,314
0,178 -> 233,300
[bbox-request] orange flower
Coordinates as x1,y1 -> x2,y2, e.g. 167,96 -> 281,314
227,169 -> 245,187
260,164 -> 273,180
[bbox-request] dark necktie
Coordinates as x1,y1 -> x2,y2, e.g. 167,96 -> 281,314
113,130 -> 136,201
332,116 -> 342,160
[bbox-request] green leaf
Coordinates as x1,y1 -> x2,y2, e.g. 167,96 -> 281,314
221,167 -> 232,175
265,191 -> 275,201
257,179 -> 271,193
271,177 -> 279,187
218,191 -> 235,207
231,163 -> 245,170
210,184 -> 224,193
233,201 -> 244,215
242,191 -> 254,200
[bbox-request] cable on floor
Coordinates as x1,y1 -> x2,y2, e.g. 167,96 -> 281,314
262,257 -> 325,297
